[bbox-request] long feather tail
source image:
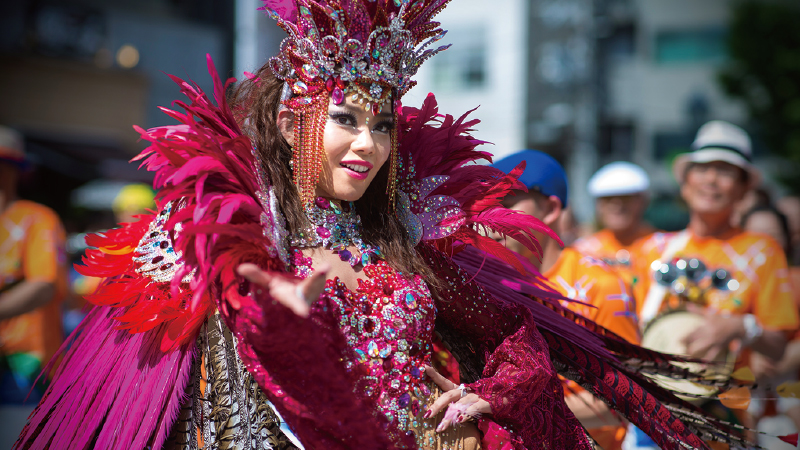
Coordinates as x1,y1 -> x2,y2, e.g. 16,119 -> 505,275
450,246 -> 756,449
15,305 -> 195,450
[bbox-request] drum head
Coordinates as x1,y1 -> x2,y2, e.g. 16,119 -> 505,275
641,310 -> 729,403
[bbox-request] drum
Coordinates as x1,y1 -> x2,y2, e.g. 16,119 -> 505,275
641,309 -> 735,404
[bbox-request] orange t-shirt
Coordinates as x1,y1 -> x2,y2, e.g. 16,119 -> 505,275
633,229 -> 798,332
573,228 -> 652,293
545,247 -> 640,450
0,200 -> 67,364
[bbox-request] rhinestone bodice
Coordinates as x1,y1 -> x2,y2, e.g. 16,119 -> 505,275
296,255 -> 436,435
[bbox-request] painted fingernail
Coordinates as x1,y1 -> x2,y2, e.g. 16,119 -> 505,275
458,415 -> 465,423
423,410 -> 431,419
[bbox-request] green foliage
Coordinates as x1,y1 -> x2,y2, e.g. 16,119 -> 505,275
718,1 -> 800,193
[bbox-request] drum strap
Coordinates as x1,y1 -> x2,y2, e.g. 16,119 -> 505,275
640,230 -> 691,327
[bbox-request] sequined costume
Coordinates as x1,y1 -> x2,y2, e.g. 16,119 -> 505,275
15,1 -> 758,449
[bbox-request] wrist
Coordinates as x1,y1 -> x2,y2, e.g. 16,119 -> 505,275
741,314 -> 763,346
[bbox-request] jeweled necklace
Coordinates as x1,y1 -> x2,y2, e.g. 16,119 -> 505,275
289,196 -> 381,267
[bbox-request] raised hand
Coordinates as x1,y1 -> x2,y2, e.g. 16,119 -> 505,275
237,263 -> 330,317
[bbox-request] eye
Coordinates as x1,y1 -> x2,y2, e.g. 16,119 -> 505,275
372,121 -> 395,135
330,112 -> 357,127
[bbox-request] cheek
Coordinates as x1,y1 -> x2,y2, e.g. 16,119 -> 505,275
322,124 -> 352,162
372,136 -> 392,171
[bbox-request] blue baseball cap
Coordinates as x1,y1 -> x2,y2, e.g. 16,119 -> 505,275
491,149 -> 568,208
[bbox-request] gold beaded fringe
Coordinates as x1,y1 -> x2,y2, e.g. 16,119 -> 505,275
292,98 -> 328,206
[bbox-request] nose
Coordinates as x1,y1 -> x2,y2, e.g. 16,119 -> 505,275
351,125 -> 376,155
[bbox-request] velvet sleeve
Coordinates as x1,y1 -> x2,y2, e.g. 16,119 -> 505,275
220,283 -> 399,450
421,247 -> 592,450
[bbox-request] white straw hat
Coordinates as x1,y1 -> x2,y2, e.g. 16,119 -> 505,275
588,162 -> 650,198
672,120 -> 761,187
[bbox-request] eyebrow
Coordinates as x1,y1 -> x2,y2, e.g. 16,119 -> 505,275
335,103 -> 394,119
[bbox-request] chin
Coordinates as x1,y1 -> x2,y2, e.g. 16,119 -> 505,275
330,187 -> 368,202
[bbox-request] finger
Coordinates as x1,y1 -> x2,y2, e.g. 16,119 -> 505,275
461,395 -> 492,416
424,366 -> 458,393
702,345 -> 724,362
424,389 -> 460,419
686,339 -> 711,358
299,263 -> 330,305
436,416 -> 453,433
237,263 -> 274,289
681,330 -> 700,348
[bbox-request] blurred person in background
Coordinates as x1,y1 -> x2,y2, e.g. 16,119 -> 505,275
65,182 -> 157,336
111,183 -> 156,224
556,207 -> 585,248
575,162 -> 655,292
493,150 -> 639,450
0,125 -> 67,447
731,187 -> 771,228
778,195 -> 800,266
633,120 -> 798,433
741,204 -> 800,447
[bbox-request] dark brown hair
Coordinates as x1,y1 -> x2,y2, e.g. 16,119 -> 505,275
229,63 -> 438,284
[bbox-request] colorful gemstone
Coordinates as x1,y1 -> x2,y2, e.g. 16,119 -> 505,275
379,344 -> 392,358
398,393 -> 411,408
405,293 -> 417,309
316,226 -> 331,238
339,249 -> 352,261
363,318 -> 375,333
292,80 -> 308,93
367,340 -> 379,357
300,63 -> 319,79
395,352 -> 408,365
332,87 -> 344,105
420,383 -> 431,396
355,348 -> 368,363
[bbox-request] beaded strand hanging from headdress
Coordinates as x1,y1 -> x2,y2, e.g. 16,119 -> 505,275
261,0 -> 452,208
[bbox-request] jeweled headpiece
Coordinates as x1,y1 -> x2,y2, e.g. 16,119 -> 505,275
260,0 -> 451,205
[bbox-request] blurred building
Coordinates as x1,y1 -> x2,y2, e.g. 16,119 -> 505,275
522,0 -> 753,223
0,0 -> 233,222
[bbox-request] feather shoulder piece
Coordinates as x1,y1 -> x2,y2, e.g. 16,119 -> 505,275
396,94 -> 558,276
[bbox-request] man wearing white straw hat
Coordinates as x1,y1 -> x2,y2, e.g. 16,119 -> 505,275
633,120 -> 798,391
575,162 -> 656,291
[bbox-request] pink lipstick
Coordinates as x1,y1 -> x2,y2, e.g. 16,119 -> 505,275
340,160 -> 372,180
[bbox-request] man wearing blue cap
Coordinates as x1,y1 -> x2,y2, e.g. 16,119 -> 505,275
492,150 -> 639,450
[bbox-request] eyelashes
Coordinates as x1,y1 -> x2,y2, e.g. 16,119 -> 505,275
329,112 -> 358,127
328,112 -> 394,134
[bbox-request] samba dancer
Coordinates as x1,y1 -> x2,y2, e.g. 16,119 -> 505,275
17,2 -> 751,449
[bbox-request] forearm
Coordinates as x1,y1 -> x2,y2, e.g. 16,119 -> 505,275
0,280 -> 56,320
777,340 -> 800,373
565,389 -> 622,429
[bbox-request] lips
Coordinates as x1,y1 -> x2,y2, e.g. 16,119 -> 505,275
340,160 -> 372,180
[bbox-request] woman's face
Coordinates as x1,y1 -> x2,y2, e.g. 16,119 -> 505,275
315,96 -> 394,202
